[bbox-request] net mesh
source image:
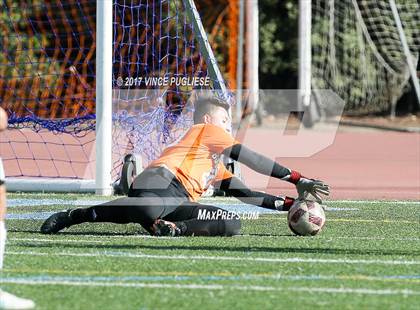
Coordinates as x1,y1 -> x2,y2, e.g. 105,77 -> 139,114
0,0 -> 96,179
312,0 -> 420,114
112,0 -> 210,176
0,0 -> 232,181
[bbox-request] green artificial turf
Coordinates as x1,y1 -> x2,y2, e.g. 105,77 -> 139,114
1,194 -> 419,309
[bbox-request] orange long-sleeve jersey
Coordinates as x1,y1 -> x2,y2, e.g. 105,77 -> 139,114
149,124 -> 240,201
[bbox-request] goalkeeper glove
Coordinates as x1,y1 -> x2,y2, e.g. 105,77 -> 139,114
287,170 -> 330,203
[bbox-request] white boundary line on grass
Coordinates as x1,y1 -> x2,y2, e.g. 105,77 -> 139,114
6,250 -> 420,265
236,235 -> 420,241
9,235 -> 420,243
3,273 -> 420,283
260,217 -> 420,223
9,238 -> 108,244
1,278 -> 419,296
8,198 -> 419,208
328,200 -> 420,204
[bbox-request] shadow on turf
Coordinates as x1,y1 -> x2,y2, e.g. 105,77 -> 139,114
11,228 -> 292,238
17,239 -> 420,256
10,228 -> 294,238
8,229 -> 142,236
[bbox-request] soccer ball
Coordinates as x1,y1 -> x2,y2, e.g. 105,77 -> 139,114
287,200 -> 326,236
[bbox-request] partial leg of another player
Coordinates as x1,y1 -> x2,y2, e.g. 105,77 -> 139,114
0,158 -> 35,310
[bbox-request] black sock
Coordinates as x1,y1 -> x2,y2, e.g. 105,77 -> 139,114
69,207 -> 96,224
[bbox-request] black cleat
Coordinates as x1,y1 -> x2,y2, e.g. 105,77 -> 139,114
152,219 -> 182,237
40,211 -> 73,234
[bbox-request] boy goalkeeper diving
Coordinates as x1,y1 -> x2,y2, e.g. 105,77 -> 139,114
41,97 -> 329,237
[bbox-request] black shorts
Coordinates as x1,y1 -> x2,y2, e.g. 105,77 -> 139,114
128,166 -> 191,202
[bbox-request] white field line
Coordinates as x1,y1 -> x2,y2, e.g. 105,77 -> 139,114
261,217 -> 420,223
9,235 -> 420,244
6,250 -> 420,266
9,198 -> 420,209
9,198 -> 420,205
3,272 -> 420,283
8,235 -> 181,242
236,235 -> 420,241
9,238 -> 107,244
333,236 -> 420,241
327,200 -> 420,205
0,278 -> 419,296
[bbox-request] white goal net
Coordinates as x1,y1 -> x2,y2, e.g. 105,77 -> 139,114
312,0 -> 420,114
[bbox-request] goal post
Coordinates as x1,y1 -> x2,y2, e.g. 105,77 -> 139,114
298,0 -> 311,111
245,0 -> 259,118
389,0 -> 420,108
184,0 -> 228,98
95,0 -> 113,196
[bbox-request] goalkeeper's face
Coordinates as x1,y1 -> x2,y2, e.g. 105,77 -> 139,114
205,106 -> 231,133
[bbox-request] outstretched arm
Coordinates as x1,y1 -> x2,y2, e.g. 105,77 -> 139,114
201,125 -> 329,202
223,144 -> 297,181
214,176 -> 295,212
222,144 -> 330,202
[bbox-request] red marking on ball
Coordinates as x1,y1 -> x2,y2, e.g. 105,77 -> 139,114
309,215 -> 323,226
290,208 -> 306,223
